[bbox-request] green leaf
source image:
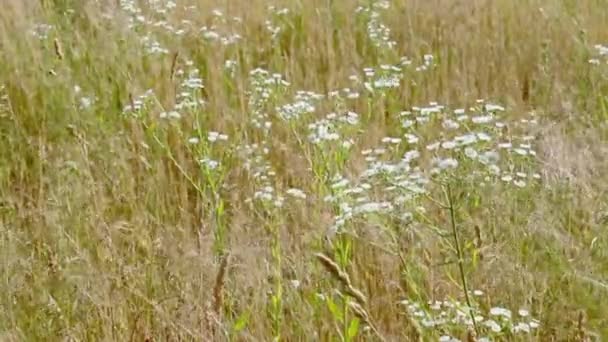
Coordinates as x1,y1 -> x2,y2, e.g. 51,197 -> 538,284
233,311 -> 250,333
326,296 -> 343,322
346,318 -> 360,341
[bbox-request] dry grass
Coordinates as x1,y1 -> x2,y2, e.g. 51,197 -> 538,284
1,0 -> 608,340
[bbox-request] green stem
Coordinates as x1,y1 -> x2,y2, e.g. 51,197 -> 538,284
446,183 -> 480,336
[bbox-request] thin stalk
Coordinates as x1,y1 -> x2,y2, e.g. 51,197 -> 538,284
445,183 -> 480,336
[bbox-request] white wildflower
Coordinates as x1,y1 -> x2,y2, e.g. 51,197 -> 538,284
286,188 -> 307,199
483,319 -> 502,333
208,131 -> 229,142
529,319 -> 540,329
464,147 -> 478,159
441,140 -> 457,150
200,157 -> 219,170
513,148 -> 528,156
436,158 -> 459,170
403,150 -> 420,162
160,111 -> 181,119
426,142 -> 440,151
443,119 -> 460,130
472,115 -> 494,124
477,132 -> 492,141
485,103 -> 505,112
490,307 -> 512,319
455,134 -> 477,145
513,322 -> 531,333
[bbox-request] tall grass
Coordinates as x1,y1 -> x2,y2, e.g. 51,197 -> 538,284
1,0 -> 608,340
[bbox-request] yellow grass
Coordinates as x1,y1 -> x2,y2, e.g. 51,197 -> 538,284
1,0 -> 608,340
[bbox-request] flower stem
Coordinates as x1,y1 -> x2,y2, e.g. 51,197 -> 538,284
445,182 -> 480,336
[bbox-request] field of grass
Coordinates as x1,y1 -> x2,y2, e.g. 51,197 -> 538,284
1,0 -> 608,340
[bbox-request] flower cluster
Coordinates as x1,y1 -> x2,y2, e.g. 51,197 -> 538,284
589,44 -> 608,65
307,111 -> 359,146
122,89 -> 156,116
356,1 -> 396,50
276,91 -> 324,121
398,100 -> 542,186
73,86 -> 97,111
248,68 -> 290,132
199,10 -> 243,46
30,23 -> 53,40
240,69 -> 292,208
402,296 -> 540,341
265,5 -> 291,40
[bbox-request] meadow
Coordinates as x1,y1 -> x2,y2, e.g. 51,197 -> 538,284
1,0 -> 608,340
